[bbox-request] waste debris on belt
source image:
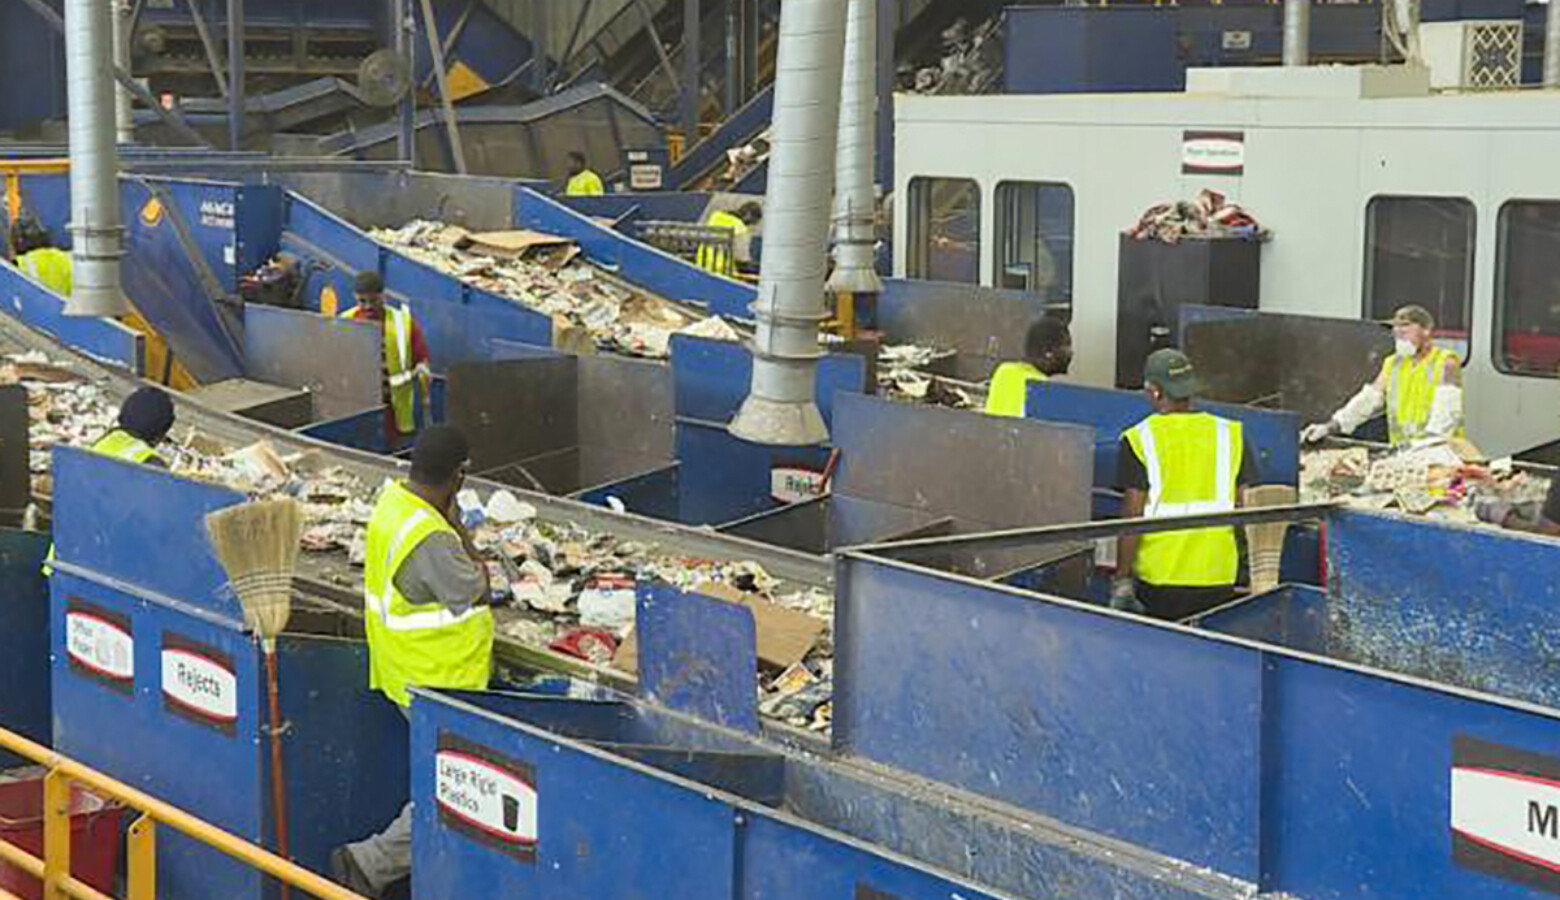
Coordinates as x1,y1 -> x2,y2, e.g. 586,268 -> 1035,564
719,129 -> 771,190
1301,439 -> 1549,524
5,349 -> 835,724
1126,190 -> 1271,244
901,16 -> 1004,96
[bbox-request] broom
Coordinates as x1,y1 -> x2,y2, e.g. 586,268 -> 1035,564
1243,484 -> 1298,595
207,498 -> 302,900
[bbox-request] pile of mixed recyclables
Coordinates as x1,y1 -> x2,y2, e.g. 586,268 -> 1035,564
1300,439 -> 1548,523
719,129 -> 771,190
903,16 -> 1004,95
1126,190 -> 1271,244
8,349 -> 836,726
370,220 -> 953,410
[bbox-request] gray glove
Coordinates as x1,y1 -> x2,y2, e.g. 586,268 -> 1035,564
1302,420 -> 1340,445
1109,578 -> 1147,614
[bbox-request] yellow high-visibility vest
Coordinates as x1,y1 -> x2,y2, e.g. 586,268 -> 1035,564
1380,346 -> 1462,446
984,362 -> 1047,418
342,303 -> 427,434
44,429 -> 160,576
565,170 -> 605,197
1124,412 -> 1244,588
18,248 -> 73,297
363,481 -> 493,707
697,210 -> 748,276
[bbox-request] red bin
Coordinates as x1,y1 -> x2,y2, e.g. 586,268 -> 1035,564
0,779 -> 124,900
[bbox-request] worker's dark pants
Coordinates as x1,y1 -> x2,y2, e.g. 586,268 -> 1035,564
1136,581 -> 1236,622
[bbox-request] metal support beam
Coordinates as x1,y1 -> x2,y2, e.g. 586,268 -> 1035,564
111,0 -> 134,144
226,0 -> 244,150
1283,0 -> 1311,66
635,0 -> 681,95
681,0 -> 701,142
419,0 -> 468,175
876,0 -> 895,190
533,0 -> 550,92
186,0 -> 228,99
394,0 -> 415,163
556,0 -> 597,92
1547,0 -> 1560,87
741,0 -> 759,103
724,0 -> 739,114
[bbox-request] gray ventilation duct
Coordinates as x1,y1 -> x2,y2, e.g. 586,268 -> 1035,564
64,0 -> 129,317
1547,0 -> 1560,87
1283,0 -> 1311,66
827,0 -> 882,297
729,0 -> 848,446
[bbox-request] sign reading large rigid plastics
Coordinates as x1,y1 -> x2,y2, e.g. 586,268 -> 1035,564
435,732 -> 538,861
1181,131 -> 1245,176
160,634 -> 238,734
1452,735 -> 1560,892
64,599 -> 134,693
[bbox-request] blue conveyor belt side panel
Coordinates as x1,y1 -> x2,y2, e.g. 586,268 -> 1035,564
0,262 -> 144,372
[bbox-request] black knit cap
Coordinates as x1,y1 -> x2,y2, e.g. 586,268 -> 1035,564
354,271 -> 385,296
410,425 -> 470,485
118,387 -> 175,442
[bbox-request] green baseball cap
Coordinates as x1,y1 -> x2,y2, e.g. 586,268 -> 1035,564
1144,348 -> 1201,400
1389,304 -> 1434,330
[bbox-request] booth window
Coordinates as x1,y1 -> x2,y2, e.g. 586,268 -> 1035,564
994,181 -> 1074,303
907,177 -> 980,284
1496,201 -> 1560,377
1363,196 -> 1474,352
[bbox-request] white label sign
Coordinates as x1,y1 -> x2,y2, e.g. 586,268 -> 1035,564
771,467 -> 827,504
161,648 -> 238,724
1453,766 -> 1560,870
65,610 -> 134,683
199,199 -> 235,230
1181,131 -> 1246,176
629,164 -> 664,191
436,750 -> 538,847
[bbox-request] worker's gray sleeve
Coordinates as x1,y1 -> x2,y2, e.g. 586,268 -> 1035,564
393,532 -> 485,613
345,802 -> 412,892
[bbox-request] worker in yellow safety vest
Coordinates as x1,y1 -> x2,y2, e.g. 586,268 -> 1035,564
332,425 -> 492,896
11,217 -> 72,297
340,272 -> 432,446
1112,349 -> 1258,621
984,315 -> 1072,417
697,202 -> 762,277
1303,304 -> 1463,448
564,150 -> 605,196
43,387 -> 175,576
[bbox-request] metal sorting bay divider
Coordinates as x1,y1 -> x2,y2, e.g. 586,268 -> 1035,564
409,505 -> 1560,900
48,448 -> 407,900
243,304 -> 382,421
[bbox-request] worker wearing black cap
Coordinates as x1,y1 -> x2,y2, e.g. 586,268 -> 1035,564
1112,349 -> 1257,621
340,271 -> 432,446
332,424 -> 491,897
10,216 -> 72,298
43,387 -> 176,575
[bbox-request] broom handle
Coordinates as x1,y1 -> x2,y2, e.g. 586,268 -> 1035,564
264,648 -> 293,900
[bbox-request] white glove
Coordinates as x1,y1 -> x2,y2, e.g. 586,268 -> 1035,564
1302,421 -> 1340,445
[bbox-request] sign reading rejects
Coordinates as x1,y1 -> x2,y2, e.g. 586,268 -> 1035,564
161,634 -> 238,734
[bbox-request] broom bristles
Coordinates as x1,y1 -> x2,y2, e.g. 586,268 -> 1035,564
1244,484 -> 1298,594
206,498 -> 303,643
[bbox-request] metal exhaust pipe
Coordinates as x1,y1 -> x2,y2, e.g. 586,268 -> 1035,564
111,0 -> 134,145
729,0 -> 848,447
1283,0 -> 1311,66
827,0 -> 883,297
64,0 -> 129,317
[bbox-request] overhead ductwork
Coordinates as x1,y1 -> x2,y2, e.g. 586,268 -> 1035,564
729,0 -> 848,447
1283,0 -> 1311,67
827,0 -> 882,297
64,0 -> 130,317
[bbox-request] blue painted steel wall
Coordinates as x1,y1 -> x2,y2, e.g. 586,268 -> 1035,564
636,583 -> 760,733
0,0 -> 66,133
0,262 -> 144,373
514,188 -> 756,321
0,529 -> 53,767
278,193 -> 553,370
1025,380 -> 1300,487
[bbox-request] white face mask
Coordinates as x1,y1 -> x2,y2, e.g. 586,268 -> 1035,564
1395,338 -> 1417,359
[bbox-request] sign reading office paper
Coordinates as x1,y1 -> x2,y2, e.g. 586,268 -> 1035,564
64,600 -> 134,693
435,733 -> 538,861
1181,131 -> 1245,176
161,634 -> 238,734
1453,735 -> 1560,893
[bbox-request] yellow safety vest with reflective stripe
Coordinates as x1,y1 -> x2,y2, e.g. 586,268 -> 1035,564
342,303 -> 426,434
1124,413 -> 1243,588
363,480 -> 493,707
1380,346 -> 1462,446
44,430 -> 160,575
18,248 -> 72,297
697,210 -> 748,277
565,170 -> 605,196
984,362 -> 1047,418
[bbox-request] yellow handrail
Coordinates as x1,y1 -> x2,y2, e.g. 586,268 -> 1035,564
0,724 -> 368,900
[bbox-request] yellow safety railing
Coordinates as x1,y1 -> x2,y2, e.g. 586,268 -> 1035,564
0,725 -> 368,900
